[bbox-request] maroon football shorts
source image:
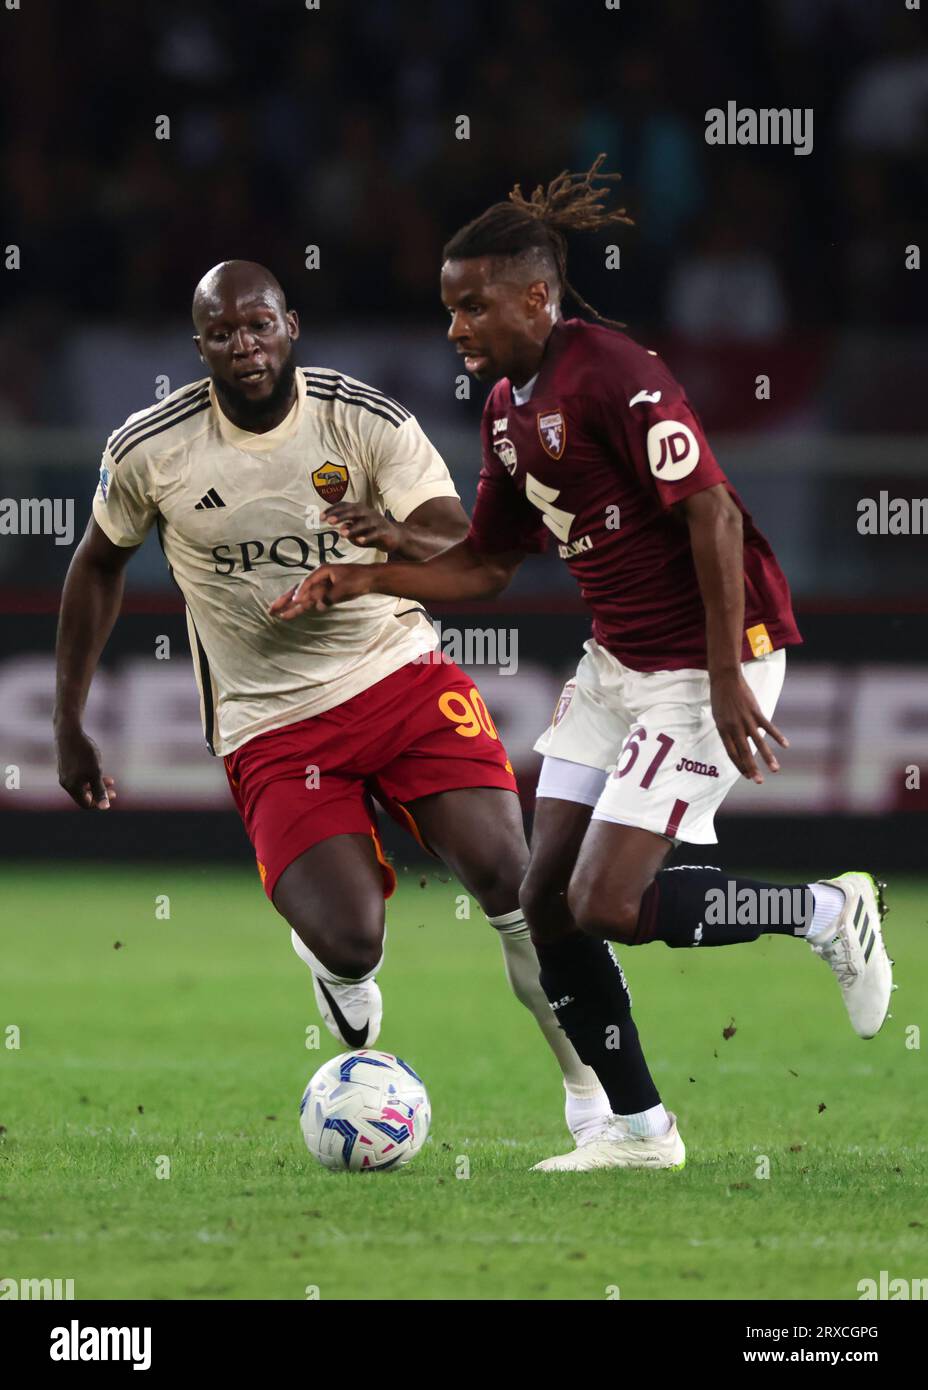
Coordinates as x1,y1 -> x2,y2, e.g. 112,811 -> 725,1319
223,657 -> 518,903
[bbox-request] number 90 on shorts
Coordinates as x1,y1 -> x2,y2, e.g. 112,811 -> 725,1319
438,688 -> 499,740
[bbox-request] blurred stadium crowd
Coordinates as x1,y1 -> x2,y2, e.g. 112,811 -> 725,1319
0,1 -> 925,843
2,0 -> 925,415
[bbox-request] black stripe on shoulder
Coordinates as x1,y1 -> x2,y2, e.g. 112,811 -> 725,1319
109,383 -> 209,453
302,368 -> 410,422
109,383 -> 210,455
301,369 -> 410,424
303,386 -> 405,428
308,375 -> 408,422
111,397 -> 212,464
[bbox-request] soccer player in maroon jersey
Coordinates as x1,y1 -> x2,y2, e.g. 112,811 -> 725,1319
54,259 -> 615,1150
272,161 -> 894,1171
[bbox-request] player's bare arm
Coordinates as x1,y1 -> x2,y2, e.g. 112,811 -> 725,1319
270,535 -> 523,619
54,517 -> 138,809
680,483 -> 788,783
322,495 -> 468,560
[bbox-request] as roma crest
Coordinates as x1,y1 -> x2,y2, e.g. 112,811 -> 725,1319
311,459 -> 349,503
538,410 -> 566,460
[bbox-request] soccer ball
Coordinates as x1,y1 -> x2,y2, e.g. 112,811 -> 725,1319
299,1049 -> 431,1172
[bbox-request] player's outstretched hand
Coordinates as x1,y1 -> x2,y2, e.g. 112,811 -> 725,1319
322,503 -> 403,552
710,670 -> 789,784
269,563 -> 377,619
56,725 -> 118,810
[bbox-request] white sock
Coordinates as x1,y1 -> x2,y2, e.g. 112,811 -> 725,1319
289,928 -> 383,986
805,883 -> 846,945
565,1087 -> 612,1140
618,1102 -> 672,1139
488,909 -> 607,1101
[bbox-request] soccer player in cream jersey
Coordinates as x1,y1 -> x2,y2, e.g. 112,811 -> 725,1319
279,160 -> 895,1172
53,258 -> 617,1151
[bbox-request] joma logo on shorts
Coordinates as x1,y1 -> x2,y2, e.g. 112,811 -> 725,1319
675,757 -> 719,778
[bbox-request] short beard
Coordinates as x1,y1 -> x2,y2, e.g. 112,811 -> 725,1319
213,349 -> 297,428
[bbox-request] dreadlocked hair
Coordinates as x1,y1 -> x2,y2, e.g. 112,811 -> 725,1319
443,153 -> 634,330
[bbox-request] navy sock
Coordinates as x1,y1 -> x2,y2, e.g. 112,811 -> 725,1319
535,933 -> 661,1114
634,867 -> 812,947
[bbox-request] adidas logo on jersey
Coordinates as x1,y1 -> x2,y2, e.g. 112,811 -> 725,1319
195,488 -> 225,510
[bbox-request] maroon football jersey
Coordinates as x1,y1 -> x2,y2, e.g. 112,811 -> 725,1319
467,317 -> 801,671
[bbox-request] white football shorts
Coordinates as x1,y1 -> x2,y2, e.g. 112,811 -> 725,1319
534,638 -> 787,844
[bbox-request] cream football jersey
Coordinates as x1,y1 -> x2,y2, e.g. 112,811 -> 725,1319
92,369 -> 458,755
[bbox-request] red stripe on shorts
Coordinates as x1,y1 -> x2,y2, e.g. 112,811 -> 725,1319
664,798 -> 689,838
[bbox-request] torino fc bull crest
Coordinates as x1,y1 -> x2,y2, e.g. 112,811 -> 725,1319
311,460 -> 349,503
537,410 -> 566,460
552,679 -> 576,727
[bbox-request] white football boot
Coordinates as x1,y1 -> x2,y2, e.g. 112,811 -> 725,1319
312,976 -> 383,1049
808,872 -> 893,1039
532,1113 -> 686,1173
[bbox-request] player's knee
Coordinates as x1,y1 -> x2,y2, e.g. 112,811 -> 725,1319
322,930 -> 383,980
465,855 -> 523,919
567,875 -> 641,944
291,915 -> 384,981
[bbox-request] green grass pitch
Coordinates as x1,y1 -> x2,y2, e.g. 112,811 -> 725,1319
1,865 -> 925,1301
